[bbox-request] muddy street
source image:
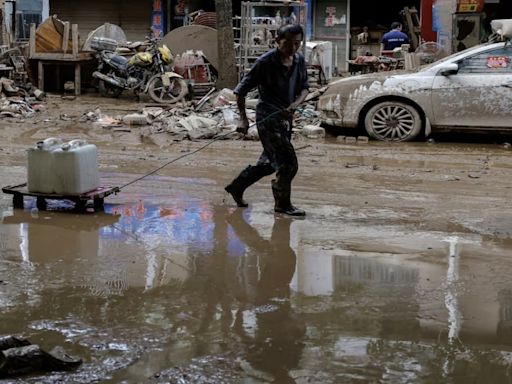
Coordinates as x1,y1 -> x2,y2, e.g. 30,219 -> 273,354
0,96 -> 512,383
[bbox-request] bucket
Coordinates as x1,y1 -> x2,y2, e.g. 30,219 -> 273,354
53,140 -> 99,195
27,137 -> 64,193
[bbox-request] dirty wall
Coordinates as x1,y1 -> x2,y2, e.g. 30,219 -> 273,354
50,0 -> 152,42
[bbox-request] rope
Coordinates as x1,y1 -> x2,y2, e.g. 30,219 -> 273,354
119,108 -> 287,190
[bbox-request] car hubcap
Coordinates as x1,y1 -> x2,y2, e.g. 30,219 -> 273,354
372,106 -> 415,140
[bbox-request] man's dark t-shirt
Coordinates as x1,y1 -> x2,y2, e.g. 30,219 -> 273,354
381,30 -> 409,51
234,48 -> 309,119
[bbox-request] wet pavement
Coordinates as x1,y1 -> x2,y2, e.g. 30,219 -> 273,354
1,179 -> 512,383
1,100 -> 512,382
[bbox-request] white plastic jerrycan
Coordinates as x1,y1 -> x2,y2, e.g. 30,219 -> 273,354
27,137 -> 64,193
53,139 -> 99,195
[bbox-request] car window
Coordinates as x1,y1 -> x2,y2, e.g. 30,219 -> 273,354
458,46 -> 512,73
421,43 -> 495,71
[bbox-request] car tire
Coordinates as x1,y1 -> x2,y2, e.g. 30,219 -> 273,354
364,101 -> 422,142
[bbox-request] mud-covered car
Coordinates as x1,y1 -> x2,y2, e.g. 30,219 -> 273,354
318,41 -> 512,141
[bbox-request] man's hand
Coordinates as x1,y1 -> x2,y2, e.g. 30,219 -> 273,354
236,117 -> 250,135
281,102 -> 300,118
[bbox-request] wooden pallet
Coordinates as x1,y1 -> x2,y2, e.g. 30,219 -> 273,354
2,183 -> 120,212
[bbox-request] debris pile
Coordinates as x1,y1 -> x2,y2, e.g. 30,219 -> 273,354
81,88 -> 324,147
0,78 -> 46,118
0,45 -> 48,119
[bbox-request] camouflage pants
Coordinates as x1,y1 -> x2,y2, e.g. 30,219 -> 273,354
255,115 -> 298,192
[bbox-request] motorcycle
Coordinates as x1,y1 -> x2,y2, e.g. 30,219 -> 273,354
91,37 -> 188,104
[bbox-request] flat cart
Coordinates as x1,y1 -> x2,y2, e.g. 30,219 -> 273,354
2,183 -> 120,212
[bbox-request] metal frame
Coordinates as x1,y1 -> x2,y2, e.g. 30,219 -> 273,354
238,1 -> 308,79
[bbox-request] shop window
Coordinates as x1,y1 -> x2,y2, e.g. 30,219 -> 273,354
15,12 -> 42,40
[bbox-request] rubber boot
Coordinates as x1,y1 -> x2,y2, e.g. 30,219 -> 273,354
272,180 -> 305,217
0,345 -> 82,378
225,165 -> 274,207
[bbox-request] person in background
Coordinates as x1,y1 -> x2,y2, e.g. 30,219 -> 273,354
381,22 -> 409,52
224,24 -> 309,217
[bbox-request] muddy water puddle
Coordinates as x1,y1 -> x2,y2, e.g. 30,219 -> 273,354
1,198 -> 512,383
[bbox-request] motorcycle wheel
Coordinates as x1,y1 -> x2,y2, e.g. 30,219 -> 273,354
148,76 -> 188,104
98,80 -> 123,98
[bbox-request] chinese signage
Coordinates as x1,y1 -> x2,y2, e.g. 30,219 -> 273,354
456,0 -> 484,13
152,0 -> 164,37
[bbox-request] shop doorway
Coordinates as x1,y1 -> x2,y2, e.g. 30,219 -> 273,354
481,1 -> 512,42
350,0 -> 421,59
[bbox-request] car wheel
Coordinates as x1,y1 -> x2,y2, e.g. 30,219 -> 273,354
364,101 -> 422,142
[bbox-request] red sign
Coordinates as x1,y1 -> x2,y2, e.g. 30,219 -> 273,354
487,56 -> 510,69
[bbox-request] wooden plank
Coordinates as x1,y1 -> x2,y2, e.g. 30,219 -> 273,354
38,60 -> 44,91
72,24 -> 79,57
36,16 -> 73,53
29,52 -> 93,61
62,21 -> 70,53
30,24 -> 37,58
74,63 -> 81,95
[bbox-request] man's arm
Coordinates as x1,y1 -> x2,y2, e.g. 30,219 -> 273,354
236,93 -> 249,134
288,89 -> 309,111
287,58 -> 310,113
380,34 -> 387,54
233,60 -> 262,134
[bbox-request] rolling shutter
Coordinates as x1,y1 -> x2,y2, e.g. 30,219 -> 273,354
50,0 -> 151,42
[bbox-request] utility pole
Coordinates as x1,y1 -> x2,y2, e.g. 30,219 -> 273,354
215,0 -> 237,89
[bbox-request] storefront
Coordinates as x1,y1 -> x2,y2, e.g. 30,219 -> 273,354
2,0 -> 50,42
309,0 -> 421,73
431,0 -> 512,54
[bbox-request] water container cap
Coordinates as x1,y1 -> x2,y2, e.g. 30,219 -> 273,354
68,139 -> 87,148
61,143 -> 71,151
36,141 -> 44,149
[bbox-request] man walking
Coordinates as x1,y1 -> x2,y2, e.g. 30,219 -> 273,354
224,24 -> 309,216
381,22 -> 409,52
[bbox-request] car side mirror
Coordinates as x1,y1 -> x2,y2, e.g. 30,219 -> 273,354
439,63 -> 459,76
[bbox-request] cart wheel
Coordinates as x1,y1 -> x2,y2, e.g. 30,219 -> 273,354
13,194 -> 24,209
93,198 -> 105,212
36,197 -> 47,211
74,200 -> 87,213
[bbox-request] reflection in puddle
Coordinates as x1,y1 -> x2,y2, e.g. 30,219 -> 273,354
1,201 -> 512,382
445,236 -> 461,341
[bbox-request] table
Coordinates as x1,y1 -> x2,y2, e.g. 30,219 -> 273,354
36,58 -> 92,95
